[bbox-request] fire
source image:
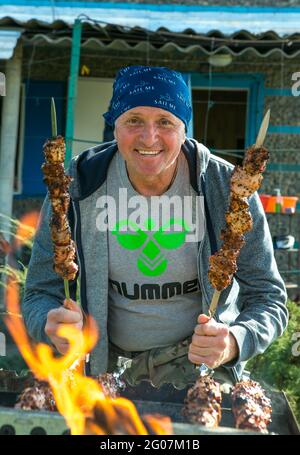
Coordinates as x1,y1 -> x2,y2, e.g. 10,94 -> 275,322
14,211 -> 40,249
4,279 -> 172,435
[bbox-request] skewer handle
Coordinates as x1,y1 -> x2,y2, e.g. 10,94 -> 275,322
209,290 -> 221,317
197,290 -> 221,376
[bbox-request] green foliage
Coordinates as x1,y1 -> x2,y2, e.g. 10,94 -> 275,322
248,300 -> 300,422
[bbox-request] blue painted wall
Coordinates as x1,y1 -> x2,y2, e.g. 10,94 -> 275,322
20,81 -> 66,197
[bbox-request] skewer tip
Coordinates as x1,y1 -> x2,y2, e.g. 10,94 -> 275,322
51,97 -> 58,138
255,109 -> 270,148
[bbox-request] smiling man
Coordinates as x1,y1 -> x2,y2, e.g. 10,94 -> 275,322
113,106 -> 185,196
22,66 -> 288,389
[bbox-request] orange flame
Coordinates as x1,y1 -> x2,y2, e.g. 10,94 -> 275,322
14,211 -> 40,249
4,278 -> 172,435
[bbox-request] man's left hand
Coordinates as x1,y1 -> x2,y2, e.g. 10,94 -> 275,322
188,314 -> 239,369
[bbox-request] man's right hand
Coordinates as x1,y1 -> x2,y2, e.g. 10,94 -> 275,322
45,299 -> 83,354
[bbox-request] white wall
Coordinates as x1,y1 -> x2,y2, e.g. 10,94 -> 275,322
73,77 -> 113,157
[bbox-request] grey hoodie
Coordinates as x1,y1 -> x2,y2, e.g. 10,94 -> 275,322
22,139 -> 288,380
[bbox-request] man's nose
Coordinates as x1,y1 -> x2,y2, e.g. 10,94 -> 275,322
139,123 -> 159,145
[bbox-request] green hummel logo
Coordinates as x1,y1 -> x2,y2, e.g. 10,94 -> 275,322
112,218 -> 189,276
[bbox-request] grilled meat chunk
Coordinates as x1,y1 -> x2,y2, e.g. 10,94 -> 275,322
183,376 -> 222,427
232,380 -> 272,433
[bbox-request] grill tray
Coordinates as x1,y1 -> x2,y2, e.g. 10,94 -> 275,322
0,372 -> 299,435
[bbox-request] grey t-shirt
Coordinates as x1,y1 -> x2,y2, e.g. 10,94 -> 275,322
107,151 -> 203,351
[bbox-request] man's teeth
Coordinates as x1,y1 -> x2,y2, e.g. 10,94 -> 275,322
137,150 -> 161,155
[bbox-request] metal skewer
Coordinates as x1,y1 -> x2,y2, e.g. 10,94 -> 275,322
198,109 -> 270,377
112,357 -> 132,389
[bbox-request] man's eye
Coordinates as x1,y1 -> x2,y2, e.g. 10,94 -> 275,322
160,119 -> 173,126
127,118 -> 141,125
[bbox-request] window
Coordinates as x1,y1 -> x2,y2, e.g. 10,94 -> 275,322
192,88 -> 247,165
191,73 -> 264,165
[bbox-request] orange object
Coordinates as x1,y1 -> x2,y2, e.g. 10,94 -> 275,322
259,194 -> 271,211
282,196 -> 298,213
260,195 -> 298,213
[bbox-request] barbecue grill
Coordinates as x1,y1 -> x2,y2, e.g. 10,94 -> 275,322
0,371 -> 299,435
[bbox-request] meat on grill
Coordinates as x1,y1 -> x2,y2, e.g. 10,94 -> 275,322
15,380 -> 57,412
231,380 -> 272,433
97,373 -> 124,399
182,376 -> 222,427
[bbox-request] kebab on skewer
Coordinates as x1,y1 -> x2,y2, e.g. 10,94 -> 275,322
182,376 -> 222,427
231,380 -> 272,433
208,143 -> 270,293
15,373 -> 121,412
97,373 -> 124,399
15,380 -> 57,412
184,112 -> 270,427
207,110 -> 270,302
42,136 -> 78,284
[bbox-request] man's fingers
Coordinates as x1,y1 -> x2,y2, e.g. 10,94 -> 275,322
194,319 -> 229,337
189,345 -> 215,357
45,303 -> 84,355
54,339 -> 70,355
46,321 -> 82,336
188,352 -> 217,368
197,313 -> 210,324
194,321 -> 218,336
63,299 -> 82,316
191,334 -> 212,348
48,307 -> 82,324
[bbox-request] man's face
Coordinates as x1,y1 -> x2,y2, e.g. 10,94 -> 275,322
114,106 -> 186,180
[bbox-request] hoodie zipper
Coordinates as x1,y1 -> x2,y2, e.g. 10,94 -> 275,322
72,200 -> 82,305
197,202 -> 210,311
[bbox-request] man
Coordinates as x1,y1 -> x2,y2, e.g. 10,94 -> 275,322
23,66 -> 288,388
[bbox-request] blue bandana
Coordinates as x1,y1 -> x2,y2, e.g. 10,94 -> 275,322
103,65 -> 192,131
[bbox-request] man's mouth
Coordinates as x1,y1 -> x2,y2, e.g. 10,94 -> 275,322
135,149 -> 162,156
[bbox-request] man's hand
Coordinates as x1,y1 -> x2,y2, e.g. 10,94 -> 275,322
45,299 -> 83,355
188,314 -> 239,369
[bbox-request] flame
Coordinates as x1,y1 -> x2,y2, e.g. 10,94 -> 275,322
13,211 -> 40,248
142,414 -> 173,435
4,278 -> 172,435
